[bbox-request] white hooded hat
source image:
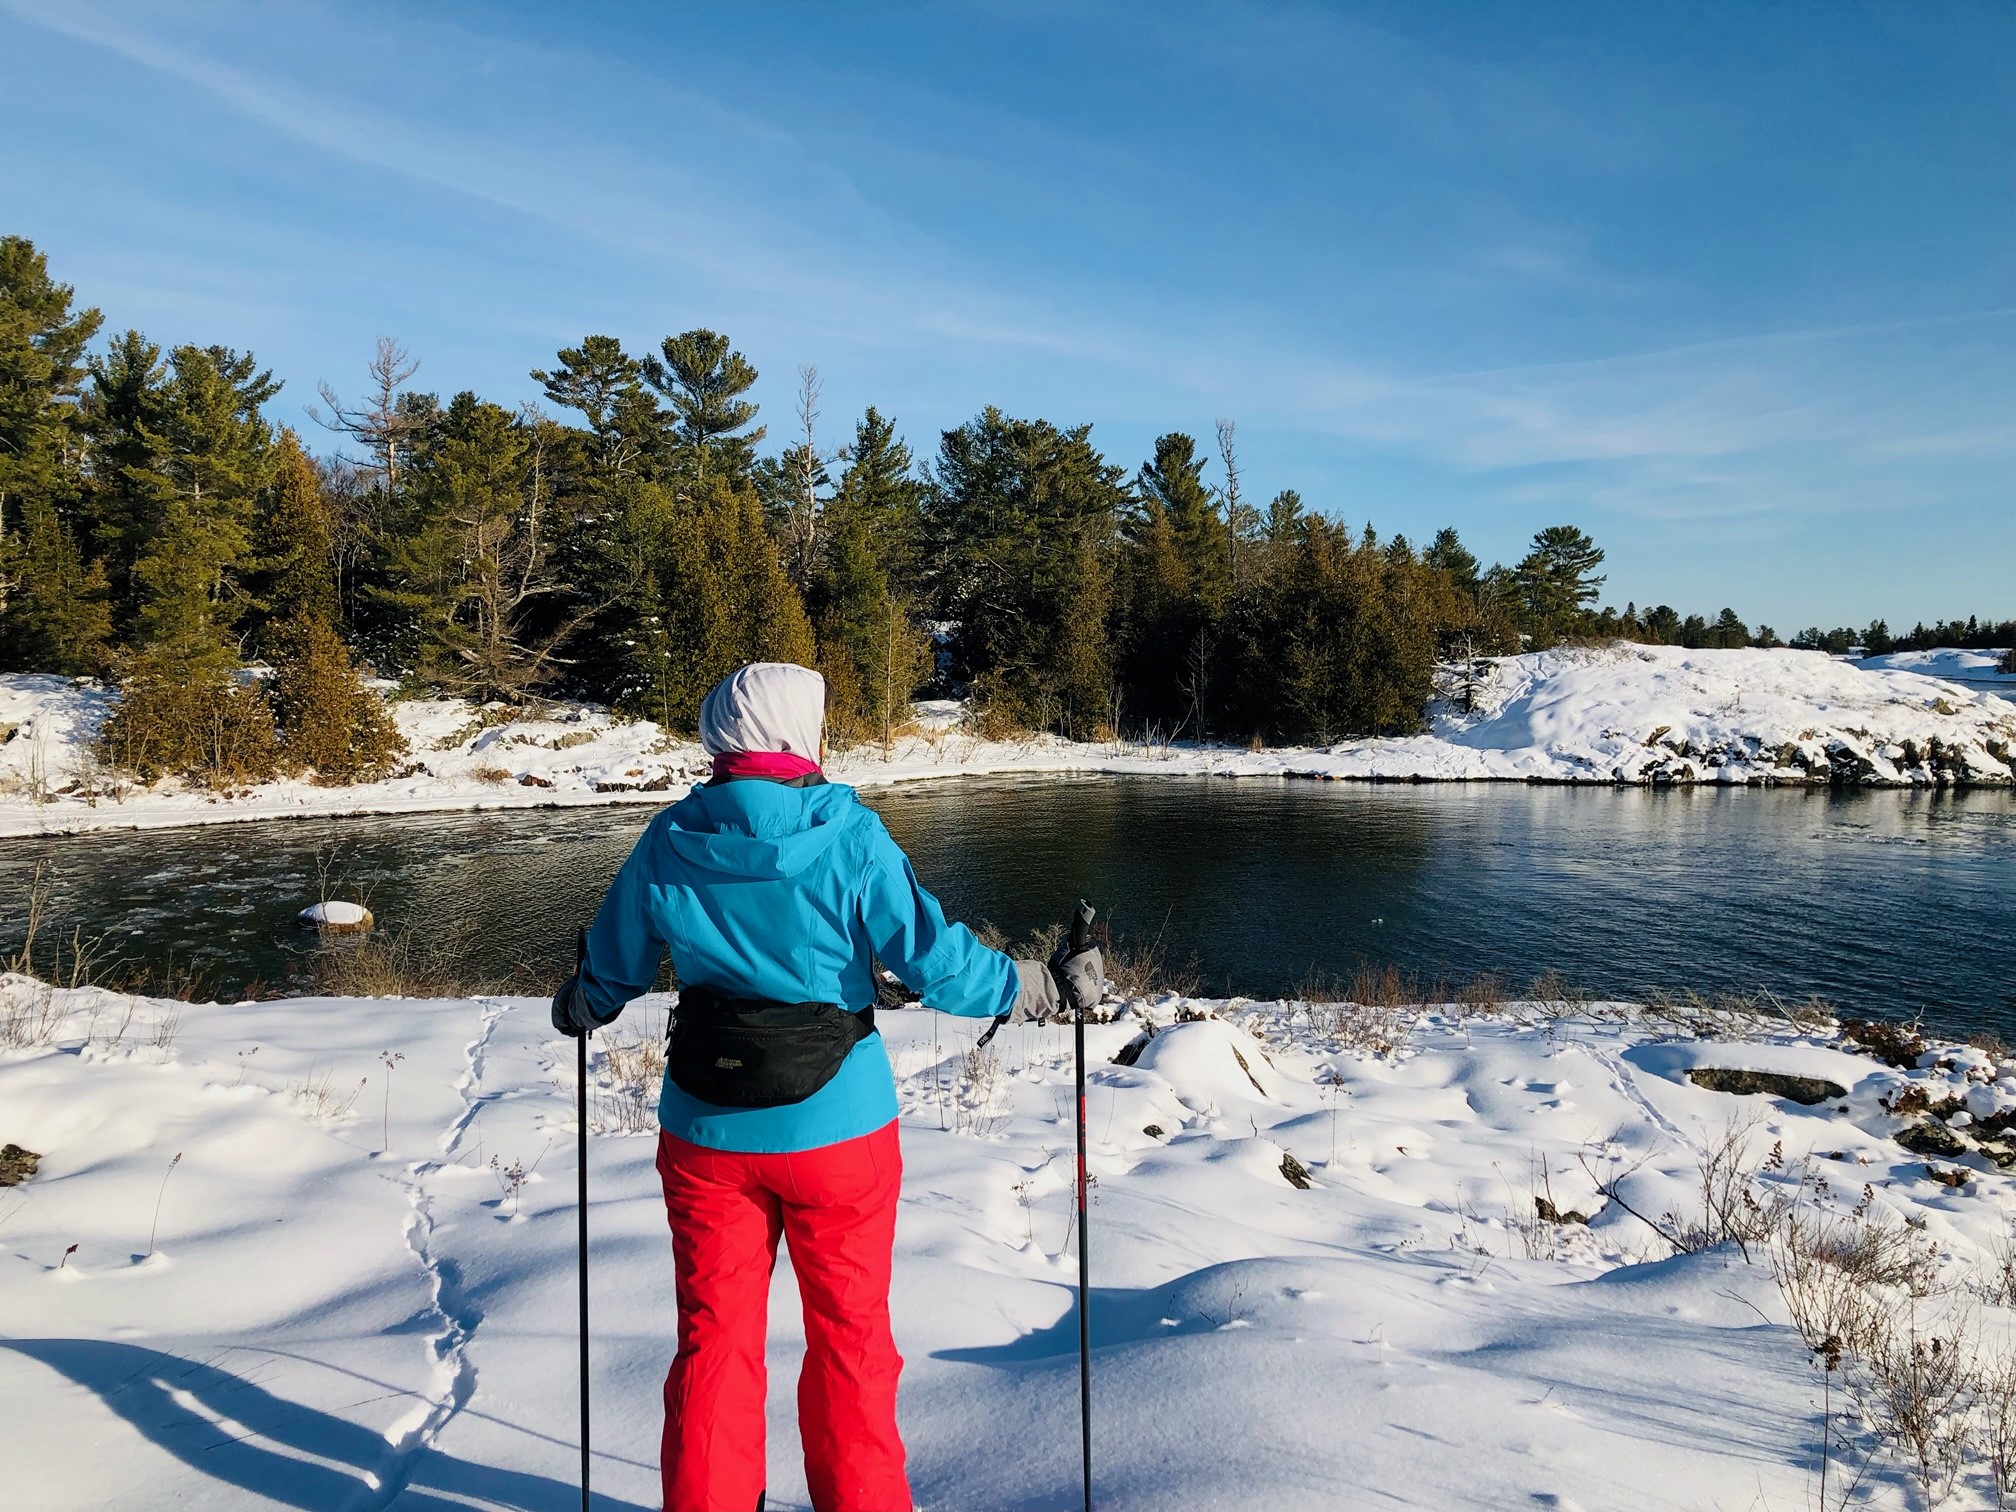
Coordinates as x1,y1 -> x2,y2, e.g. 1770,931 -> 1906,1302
699,662 -> 826,759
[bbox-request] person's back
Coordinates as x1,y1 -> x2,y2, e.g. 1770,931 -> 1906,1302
586,771 -> 1015,1154
551,663 -> 1099,1512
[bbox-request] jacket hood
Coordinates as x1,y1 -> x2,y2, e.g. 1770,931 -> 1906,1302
653,779 -> 861,880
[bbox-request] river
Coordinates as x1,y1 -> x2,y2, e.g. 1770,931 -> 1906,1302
3,779 -> 2010,1037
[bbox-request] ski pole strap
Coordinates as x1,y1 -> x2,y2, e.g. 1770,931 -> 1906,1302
975,1012 -> 1009,1048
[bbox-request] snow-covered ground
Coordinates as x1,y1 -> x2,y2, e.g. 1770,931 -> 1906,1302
1861,647 -> 2016,698
3,645 -> 2013,837
3,976 -> 2012,1510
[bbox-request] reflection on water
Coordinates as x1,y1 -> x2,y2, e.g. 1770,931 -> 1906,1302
2,780 -> 2010,1035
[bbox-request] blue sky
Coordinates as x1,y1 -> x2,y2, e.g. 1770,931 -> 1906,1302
3,0 -> 2010,630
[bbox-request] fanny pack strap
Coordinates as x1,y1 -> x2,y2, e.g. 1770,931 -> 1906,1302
676,983 -> 873,1032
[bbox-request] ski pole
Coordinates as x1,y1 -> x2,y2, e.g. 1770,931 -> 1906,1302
1067,898 -> 1096,1512
576,1026 -> 592,1512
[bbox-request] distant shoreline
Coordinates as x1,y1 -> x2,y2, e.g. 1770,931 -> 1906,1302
5,644 -> 2013,839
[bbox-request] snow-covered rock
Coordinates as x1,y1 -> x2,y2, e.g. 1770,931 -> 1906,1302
295,900 -> 373,932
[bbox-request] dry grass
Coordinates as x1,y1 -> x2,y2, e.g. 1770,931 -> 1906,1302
969,916 -> 1198,1004
313,924 -> 520,999
1729,1151 -> 1996,1509
1,981 -> 70,1050
595,1004 -> 666,1135
1976,1225 -> 2016,1310
288,1068 -> 366,1121
1451,973 -> 1505,1014
2,863 -> 107,1047
1100,919 -> 1203,1000
948,1035 -> 1008,1138
1577,1115 -> 1791,1261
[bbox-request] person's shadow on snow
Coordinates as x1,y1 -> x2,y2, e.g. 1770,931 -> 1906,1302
3,1338 -> 652,1511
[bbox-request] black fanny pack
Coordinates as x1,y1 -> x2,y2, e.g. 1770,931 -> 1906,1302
667,985 -> 874,1109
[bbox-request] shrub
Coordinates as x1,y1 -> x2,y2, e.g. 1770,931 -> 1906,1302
98,655 -> 282,787
313,924 -> 514,998
1841,1016 -> 1928,1069
268,614 -> 406,783
1863,1313 -> 1979,1507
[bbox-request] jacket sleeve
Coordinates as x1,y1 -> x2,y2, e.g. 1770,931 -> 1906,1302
576,823 -> 665,1022
856,816 -> 1018,1020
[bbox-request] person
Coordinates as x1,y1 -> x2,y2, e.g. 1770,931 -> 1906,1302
551,661 -> 1104,1512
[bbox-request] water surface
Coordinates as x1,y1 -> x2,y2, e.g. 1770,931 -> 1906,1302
2,780 -> 2009,1036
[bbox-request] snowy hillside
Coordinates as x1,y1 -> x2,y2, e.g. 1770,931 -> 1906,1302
1861,647 -> 2016,696
3,645 -> 2013,835
3,977 -> 2012,1509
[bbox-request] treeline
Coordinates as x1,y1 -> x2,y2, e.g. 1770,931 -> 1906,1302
0,235 -> 2005,786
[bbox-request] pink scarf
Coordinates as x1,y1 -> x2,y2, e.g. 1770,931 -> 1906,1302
711,750 -> 823,781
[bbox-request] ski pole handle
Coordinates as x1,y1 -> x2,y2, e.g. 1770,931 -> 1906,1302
1052,899 -> 1100,1018
981,902 -> 1097,1045
1068,898 -> 1095,955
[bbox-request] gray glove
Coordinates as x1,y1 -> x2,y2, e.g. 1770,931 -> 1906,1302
1008,959 -> 1061,1024
1050,944 -> 1107,1014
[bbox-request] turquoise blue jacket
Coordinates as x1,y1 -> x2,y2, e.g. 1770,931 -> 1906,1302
576,778 -> 1019,1153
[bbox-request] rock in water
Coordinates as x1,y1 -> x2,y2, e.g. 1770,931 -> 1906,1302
298,900 -> 375,934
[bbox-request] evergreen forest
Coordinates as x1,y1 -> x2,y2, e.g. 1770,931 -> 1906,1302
2,236 -> 2009,787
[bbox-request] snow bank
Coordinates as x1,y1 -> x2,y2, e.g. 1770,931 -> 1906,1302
1860,646 -> 2015,695
4,645 -> 2012,836
4,977 -> 2012,1509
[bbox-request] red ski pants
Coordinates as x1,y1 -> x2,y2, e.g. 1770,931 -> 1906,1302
655,1122 -> 910,1512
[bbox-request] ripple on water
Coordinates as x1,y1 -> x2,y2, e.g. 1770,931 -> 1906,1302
0,783 -> 2010,1034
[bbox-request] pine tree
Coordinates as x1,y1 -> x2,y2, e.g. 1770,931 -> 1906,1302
533,335 -> 669,478
533,336 -> 678,709
128,345 -> 281,669
1262,489 -> 1305,546
241,428 -> 407,780
809,502 -> 927,747
0,236 -> 104,664
1515,524 -> 1606,645
800,407 -> 933,745
653,475 -> 816,727
1115,495 -> 1190,731
0,240 -> 111,673
644,329 -> 765,484
251,429 -> 338,639
1138,433 -> 1229,615
1425,527 -> 1481,596
85,338 -> 279,663
376,394 -> 583,702
0,495 -> 112,674
924,408 -> 1125,735
1708,608 -> 1749,648
87,342 -> 284,786
835,406 -> 927,595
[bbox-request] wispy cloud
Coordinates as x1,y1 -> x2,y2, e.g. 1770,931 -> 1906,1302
6,0 -> 2010,562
